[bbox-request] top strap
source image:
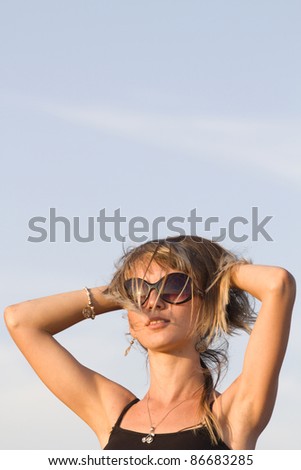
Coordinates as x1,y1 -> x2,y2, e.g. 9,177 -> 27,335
115,398 -> 140,427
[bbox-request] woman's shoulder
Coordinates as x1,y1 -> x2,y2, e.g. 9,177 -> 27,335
94,373 -> 137,415
92,375 -> 137,446
211,379 -> 244,420
211,383 -> 257,449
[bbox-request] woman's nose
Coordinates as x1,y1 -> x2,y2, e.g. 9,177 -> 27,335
144,289 -> 165,310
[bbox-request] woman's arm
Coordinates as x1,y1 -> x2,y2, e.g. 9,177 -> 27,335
4,288 -> 136,442
4,287 -> 120,334
217,264 -> 296,447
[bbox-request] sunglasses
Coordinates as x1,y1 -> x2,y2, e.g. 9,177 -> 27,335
124,272 -> 203,306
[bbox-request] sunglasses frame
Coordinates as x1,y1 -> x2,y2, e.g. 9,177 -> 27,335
124,272 -> 203,306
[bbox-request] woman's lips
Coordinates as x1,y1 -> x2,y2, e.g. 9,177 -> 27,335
147,317 -> 170,329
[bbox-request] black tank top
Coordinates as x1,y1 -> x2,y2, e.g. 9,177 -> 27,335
104,398 -> 230,450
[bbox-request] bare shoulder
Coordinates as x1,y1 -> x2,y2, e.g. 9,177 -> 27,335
211,380 -> 257,450
92,373 -> 137,446
95,373 -> 137,421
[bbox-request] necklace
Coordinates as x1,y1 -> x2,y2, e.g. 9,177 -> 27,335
142,385 -> 203,444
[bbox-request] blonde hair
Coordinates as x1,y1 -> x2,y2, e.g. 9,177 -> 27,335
104,235 -> 255,443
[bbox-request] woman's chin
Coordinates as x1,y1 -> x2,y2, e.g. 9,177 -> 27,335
143,337 -> 196,356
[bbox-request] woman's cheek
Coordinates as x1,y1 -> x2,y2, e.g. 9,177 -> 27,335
127,312 -> 146,334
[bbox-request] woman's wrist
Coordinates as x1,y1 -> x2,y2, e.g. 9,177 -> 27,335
88,286 -> 122,315
229,261 -> 250,289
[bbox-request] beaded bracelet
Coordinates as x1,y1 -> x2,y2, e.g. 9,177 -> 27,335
82,287 -> 96,320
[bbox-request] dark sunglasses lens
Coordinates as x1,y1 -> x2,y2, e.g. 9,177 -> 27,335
124,278 -> 149,305
161,273 -> 192,304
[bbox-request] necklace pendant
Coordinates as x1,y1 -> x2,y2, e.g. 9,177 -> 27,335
142,434 -> 154,444
142,427 -> 155,444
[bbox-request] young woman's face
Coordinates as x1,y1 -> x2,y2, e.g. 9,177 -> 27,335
126,261 -> 202,355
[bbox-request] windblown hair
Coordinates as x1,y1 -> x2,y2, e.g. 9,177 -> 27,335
104,235 -> 256,443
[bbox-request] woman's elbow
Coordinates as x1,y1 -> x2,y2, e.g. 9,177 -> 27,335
4,303 -> 24,331
269,268 -> 296,299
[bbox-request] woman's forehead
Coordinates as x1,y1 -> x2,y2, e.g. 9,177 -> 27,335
126,259 -> 174,280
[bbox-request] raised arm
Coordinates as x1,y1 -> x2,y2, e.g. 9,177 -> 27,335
217,264 -> 296,448
4,288 -> 136,444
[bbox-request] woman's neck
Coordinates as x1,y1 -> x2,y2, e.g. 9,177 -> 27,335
146,349 -> 205,405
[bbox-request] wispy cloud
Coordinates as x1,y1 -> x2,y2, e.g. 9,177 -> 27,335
2,90 -> 300,185
42,102 -> 301,186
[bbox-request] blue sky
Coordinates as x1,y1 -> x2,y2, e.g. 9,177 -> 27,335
1,0 -> 300,449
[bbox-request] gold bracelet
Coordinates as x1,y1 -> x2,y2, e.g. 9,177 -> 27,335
82,287 -> 96,320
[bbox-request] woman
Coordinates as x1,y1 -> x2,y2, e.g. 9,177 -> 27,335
4,235 -> 296,450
